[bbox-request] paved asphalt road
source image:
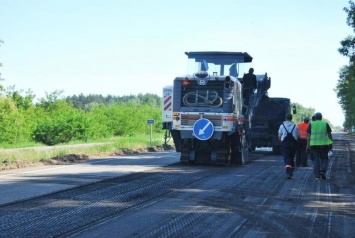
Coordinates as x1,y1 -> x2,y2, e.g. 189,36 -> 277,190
0,151 -> 179,205
0,133 -> 352,207
0,132 -> 354,238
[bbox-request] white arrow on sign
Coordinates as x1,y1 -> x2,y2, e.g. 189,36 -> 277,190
199,121 -> 212,135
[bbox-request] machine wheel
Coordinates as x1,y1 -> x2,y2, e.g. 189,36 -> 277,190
189,150 -> 196,164
251,144 -> 256,152
211,151 -> 217,162
180,148 -> 189,164
240,133 -> 250,164
216,148 -> 230,165
230,132 -> 242,165
180,139 -> 192,164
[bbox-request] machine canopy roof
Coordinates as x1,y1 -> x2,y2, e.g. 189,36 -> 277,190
185,51 -> 253,64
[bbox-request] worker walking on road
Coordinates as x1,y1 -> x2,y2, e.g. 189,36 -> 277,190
296,117 -> 310,167
306,112 -> 333,180
278,113 -> 299,179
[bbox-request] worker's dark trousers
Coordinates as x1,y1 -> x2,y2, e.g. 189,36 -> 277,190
281,141 -> 296,176
296,139 -> 308,166
310,145 -> 328,178
243,88 -> 254,106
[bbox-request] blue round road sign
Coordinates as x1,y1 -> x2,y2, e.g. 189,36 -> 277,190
193,118 -> 214,140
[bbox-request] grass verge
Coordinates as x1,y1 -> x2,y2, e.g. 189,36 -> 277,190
0,133 -> 174,171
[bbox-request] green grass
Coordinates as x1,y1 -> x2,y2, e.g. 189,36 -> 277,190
0,141 -> 47,149
0,132 -> 174,168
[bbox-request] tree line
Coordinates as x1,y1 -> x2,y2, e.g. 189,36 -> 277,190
65,92 -> 161,111
0,87 -> 163,146
337,0 -> 355,130
1,27 -> 344,148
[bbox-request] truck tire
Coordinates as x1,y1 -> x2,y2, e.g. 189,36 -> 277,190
241,133 -> 250,164
230,132 -> 250,165
230,133 -> 242,165
251,145 -> 256,152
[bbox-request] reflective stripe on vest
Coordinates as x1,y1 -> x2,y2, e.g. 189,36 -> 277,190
297,122 -> 308,139
310,121 -> 331,146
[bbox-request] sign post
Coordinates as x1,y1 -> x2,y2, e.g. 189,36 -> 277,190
147,119 -> 155,146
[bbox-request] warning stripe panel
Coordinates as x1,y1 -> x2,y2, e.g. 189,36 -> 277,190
164,102 -> 172,111
164,95 -> 172,104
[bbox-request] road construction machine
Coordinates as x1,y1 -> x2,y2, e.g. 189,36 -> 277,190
162,51 -> 291,165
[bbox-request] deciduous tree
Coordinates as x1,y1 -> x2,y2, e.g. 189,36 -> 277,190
337,0 -> 355,128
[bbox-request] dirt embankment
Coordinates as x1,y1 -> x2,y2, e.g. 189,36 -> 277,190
0,145 -> 175,171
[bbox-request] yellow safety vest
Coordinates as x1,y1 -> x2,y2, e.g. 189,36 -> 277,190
309,121 -> 332,146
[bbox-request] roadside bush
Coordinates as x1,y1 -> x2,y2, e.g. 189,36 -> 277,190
0,88 -> 165,146
86,104 -> 120,138
33,104 -> 92,145
0,97 -> 34,144
86,103 -> 163,137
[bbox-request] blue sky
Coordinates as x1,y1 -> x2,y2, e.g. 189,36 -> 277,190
0,0 -> 352,127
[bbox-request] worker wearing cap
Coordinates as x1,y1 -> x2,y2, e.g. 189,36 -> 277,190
296,117 -> 310,167
306,112 -> 332,180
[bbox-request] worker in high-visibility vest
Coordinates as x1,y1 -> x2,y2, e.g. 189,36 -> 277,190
306,112 -> 333,180
296,117 -> 310,167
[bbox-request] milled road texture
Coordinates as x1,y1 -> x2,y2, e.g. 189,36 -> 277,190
0,136 -> 354,238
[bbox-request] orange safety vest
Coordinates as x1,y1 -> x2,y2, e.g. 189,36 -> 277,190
297,122 -> 309,139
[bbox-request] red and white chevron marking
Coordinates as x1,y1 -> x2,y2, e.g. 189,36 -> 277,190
164,95 -> 172,111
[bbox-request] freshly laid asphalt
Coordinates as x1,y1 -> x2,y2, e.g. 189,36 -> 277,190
0,151 -> 180,206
